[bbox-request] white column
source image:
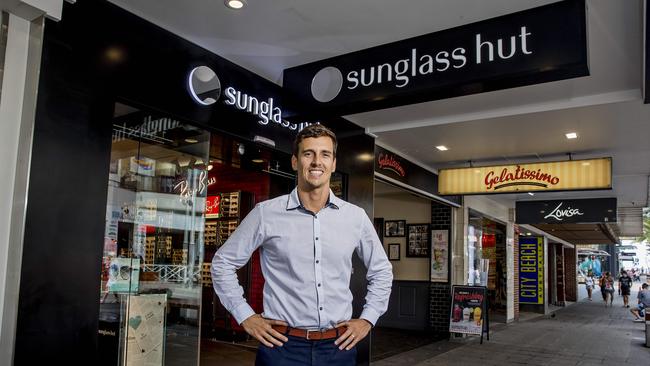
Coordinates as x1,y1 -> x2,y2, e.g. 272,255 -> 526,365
0,14 -> 31,363
0,1 -> 51,361
3,0 -> 65,21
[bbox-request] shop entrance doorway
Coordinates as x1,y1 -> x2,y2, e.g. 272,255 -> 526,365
371,180 -> 443,361
199,133 -> 295,366
468,212 -> 507,323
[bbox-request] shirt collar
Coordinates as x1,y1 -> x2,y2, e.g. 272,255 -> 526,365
286,188 -> 342,211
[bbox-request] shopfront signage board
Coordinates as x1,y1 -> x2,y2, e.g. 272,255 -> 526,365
438,158 -> 612,195
516,198 -> 617,224
283,0 -> 588,119
519,236 -> 544,305
374,146 -> 461,205
449,285 -> 487,336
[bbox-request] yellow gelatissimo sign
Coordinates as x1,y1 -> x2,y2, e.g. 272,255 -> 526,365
438,158 -> 611,195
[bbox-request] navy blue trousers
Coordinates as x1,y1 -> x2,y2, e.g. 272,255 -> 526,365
255,335 -> 357,366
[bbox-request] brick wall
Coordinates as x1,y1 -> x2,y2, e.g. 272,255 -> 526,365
564,247 -> 577,302
429,202 -> 452,335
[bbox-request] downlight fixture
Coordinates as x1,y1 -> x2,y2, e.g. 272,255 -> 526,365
225,0 -> 246,10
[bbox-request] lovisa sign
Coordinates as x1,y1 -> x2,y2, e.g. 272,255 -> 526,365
439,158 -> 612,195
516,198 -> 617,224
283,0 -> 588,119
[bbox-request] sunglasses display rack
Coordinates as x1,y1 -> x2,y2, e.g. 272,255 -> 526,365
172,249 -> 187,265
201,190 -> 254,339
201,263 -> 212,287
144,237 -> 155,264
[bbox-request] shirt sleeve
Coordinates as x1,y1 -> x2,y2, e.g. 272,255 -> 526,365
211,204 -> 265,325
355,210 -> 393,326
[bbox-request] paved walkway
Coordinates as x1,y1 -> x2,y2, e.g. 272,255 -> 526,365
373,286 -> 650,365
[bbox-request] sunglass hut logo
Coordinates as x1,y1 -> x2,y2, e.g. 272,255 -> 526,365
188,66 -> 311,132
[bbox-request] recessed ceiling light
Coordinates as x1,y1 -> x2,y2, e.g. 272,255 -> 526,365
436,145 -> 448,151
251,159 -> 265,163
225,0 -> 246,9
526,232 -> 532,236
565,132 -> 578,139
528,192 -> 535,196
184,138 -> 198,144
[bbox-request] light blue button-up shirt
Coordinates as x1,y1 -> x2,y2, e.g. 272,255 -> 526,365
211,188 -> 393,329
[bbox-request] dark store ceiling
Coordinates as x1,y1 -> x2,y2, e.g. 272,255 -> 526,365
107,0 -> 649,213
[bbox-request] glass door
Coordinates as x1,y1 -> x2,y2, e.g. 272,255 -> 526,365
98,102 -> 210,366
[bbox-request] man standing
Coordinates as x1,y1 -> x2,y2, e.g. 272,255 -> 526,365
212,124 -> 393,365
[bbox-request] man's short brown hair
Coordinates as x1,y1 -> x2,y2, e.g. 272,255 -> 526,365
292,124 -> 337,157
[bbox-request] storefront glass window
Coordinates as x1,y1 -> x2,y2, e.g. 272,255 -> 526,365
98,102 -> 210,365
467,211 -> 507,317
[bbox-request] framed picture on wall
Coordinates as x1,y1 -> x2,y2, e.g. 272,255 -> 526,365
384,220 -> 406,237
406,223 -> 430,257
329,172 -> 348,200
373,217 -> 384,242
388,243 -> 400,261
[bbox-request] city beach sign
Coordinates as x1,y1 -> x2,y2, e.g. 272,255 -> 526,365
283,0 -> 588,118
438,158 -> 612,195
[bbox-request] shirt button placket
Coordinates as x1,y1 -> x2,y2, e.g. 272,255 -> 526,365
314,214 -> 324,327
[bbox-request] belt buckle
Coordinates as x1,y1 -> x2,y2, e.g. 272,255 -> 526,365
306,329 -> 315,340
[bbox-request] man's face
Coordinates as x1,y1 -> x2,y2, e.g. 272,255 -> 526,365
291,136 -> 336,191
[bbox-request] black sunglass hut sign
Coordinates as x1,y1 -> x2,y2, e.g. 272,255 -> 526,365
516,198 -> 617,224
283,0 -> 588,119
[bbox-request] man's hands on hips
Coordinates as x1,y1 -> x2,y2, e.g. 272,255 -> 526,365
334,319 -> 372,351
241,314 -> 289,347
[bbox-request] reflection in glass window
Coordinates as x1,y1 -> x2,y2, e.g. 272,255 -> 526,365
98,102 -> 209,366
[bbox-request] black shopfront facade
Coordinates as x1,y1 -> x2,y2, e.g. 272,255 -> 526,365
14,1 -> 375,364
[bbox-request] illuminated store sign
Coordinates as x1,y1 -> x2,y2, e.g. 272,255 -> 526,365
516,198 -> 617,224
519,236 -> 543,305
438,158 -> 612,195
377,153 -> 406,177
188,66 -> 312,132
283,0 -> 587,118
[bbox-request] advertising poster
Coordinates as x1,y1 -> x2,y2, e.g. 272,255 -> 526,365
125,294 -> 167,366
430,230 -> 449,282
449,286 -> 486,335
482,234 -> 496,290
519,236 -> 544,304
108,258 -> 140,293
205,195 -> 221,218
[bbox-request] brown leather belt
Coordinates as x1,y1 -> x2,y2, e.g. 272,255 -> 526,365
272,325 -> 346,340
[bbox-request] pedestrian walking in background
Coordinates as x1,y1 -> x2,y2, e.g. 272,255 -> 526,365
602,272 -> 615,307
585,271 -> 595,301
599,274 -> 607,302
618,270 -> 632,308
